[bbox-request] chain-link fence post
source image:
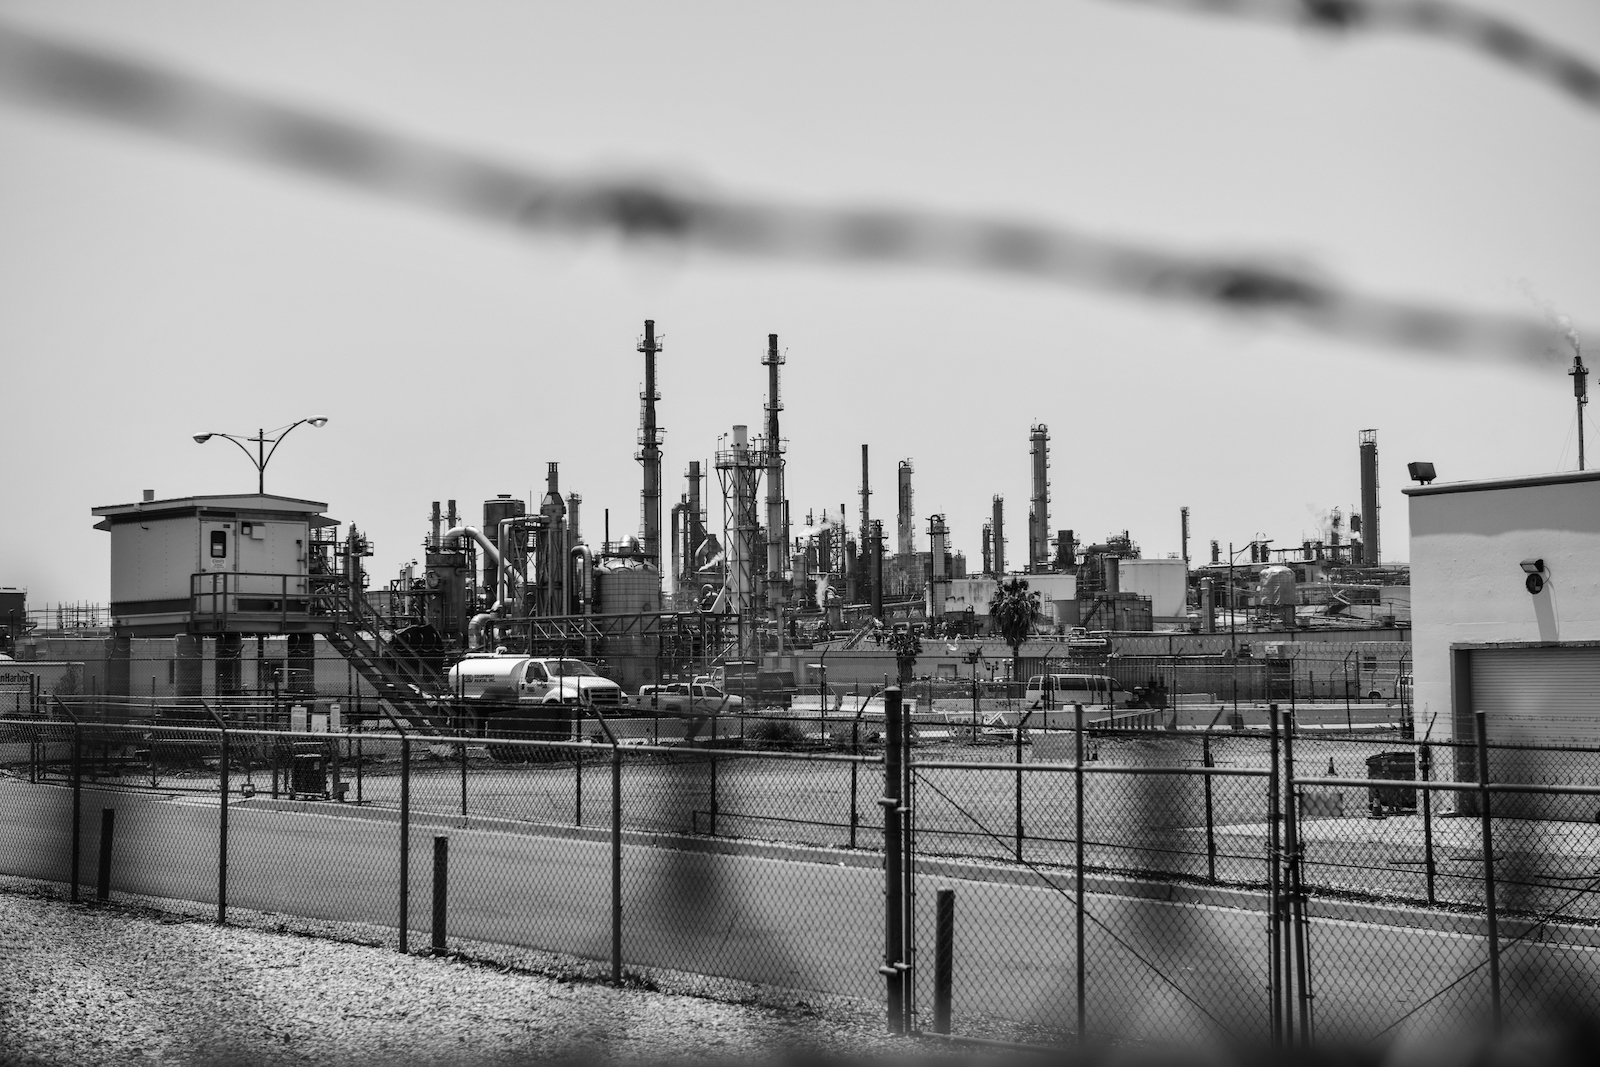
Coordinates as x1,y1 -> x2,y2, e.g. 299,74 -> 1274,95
610,739 -> 622,984
1075,700 -> 1086,1044
432,835 -> 448,953
1267,705 -> 1282,1046
932,888 -> 954,1034
1475,710 -> 1502,1032
709,739 -> 719,837
881,685 -> 905,1035
1420,742 -> 1436,904
1203,730 -> 1217,882
1282,707 -> 1312,1043
850,714 -> 860,849
399,728 -> 411,953
1014,707 -> 1032,863
200,702 -> 229,925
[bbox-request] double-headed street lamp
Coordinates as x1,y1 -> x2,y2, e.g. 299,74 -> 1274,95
193,418 -> 329,494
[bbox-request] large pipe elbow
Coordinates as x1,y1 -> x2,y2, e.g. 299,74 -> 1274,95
445,526 -> 503,570
466,611 -> 498,651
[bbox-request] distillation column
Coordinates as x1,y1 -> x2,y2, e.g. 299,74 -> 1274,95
858,444 -> 871,606
992,494 -> 1006,576
897,460 -> 915,559
715,426 -> 764,646
1028,424 -> 1050,572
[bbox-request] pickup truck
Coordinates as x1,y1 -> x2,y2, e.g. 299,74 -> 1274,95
636,682 -> 744,743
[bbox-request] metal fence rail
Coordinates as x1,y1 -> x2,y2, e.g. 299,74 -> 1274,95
1,696 -> 1597,1051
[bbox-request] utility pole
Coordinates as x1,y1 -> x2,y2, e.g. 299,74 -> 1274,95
1572,347 -> 1589,471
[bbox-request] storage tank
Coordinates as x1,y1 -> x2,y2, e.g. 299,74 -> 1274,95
594,560 -> 663,616
1258,565 -> 1297,606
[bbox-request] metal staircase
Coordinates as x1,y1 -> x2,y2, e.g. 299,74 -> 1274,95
319,579 -> 449,733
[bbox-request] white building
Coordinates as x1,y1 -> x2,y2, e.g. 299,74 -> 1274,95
1117,558 -> 1187,622
1407,470 -> 1600,814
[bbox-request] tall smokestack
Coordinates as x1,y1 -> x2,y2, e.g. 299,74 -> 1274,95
1180,506 -> 1190,567
859,445 -> 871,547
981,523 -> 993,577
568,493 -> 581,544
1028,424 -> 1050,571
430,501 -> 441,550
763,334 -> 787,628
637,319 -> 663,565
686,461 -> 705,566
1359,429 -> 1380,566
992,494 -> 1006,576
897,460 -> 915,558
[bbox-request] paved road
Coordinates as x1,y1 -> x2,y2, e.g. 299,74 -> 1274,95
2,778 -> 1594,1045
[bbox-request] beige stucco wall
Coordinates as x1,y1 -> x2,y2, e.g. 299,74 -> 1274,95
1408,475 -> 1600,740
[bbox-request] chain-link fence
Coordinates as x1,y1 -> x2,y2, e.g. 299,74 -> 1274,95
2,697 -> 1597,1051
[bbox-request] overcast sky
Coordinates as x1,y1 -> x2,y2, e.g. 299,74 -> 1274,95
3,0 -> 1598,605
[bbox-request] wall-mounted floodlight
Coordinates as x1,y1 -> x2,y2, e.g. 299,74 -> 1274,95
1521,558 -> 1546,594
1407,462 -> 1436,484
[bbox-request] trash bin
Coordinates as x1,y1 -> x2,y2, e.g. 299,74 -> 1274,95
290,752 -> 328,799
1365,751 -> 1417,814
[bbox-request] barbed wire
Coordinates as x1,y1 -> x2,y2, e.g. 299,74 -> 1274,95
0,21 -> 1588,367
1106,1 -> 1600,113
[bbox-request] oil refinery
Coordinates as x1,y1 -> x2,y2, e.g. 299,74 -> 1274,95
2,317 -> 1410,737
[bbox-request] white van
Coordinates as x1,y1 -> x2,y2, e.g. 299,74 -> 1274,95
1024,674 -> 1131,710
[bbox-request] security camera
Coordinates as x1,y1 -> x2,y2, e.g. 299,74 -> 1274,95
1522,558 -> 1547,594
1520,558 -> 1545,574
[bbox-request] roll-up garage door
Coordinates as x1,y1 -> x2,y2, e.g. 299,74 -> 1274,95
1467,646 -> 1600,820
1471,647 -> 1600,745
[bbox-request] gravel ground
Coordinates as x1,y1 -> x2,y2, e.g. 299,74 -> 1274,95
0,879 -> 960,1067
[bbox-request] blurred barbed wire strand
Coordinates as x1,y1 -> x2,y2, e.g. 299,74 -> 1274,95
1106,0 -> 1600,113
0,20 -> 1589,367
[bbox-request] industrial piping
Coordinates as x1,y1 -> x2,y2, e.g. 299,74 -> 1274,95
444,524 -> 516,649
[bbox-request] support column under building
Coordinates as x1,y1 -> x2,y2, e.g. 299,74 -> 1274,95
287,632 -> 316,696
215,633 -> 244,698
175,633 -> 204,699
106,634 -> 132,699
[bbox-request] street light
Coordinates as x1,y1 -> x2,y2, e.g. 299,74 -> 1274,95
193,418 -> 329,494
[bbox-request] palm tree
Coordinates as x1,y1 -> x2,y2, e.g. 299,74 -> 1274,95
886,627 -> 922,685
988,577 -> 1040,694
